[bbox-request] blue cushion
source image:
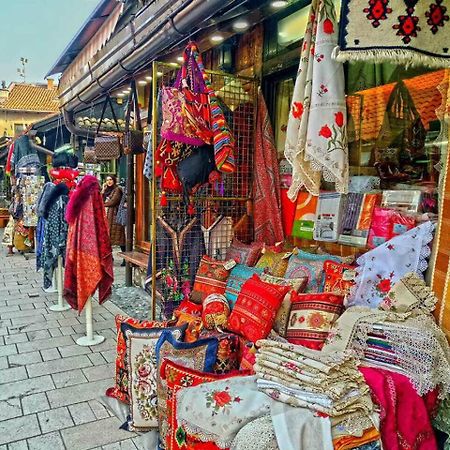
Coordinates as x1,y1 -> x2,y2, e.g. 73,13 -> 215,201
224,264 -> 264,308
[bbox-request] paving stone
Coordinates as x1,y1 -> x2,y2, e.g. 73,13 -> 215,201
48,328 -> 62,338
0,375 -> 54,402
1,309 -> 48,320
61,417 -> 134,450
0,398 -> 22,421
27,355 -> 92,378
8,351 -> 42,366
0,366 -> 28,384
19,304 -> 35,311
52,369 -> 87,389
59,326 -> 75,336
59,344 -> 92,358
68,402 -> 96,425
47,378 -> 111,408
27,432 -> 65,450
82,363 -> 115,382
38,407 -> 74,433
10,315 -> 47,328
0,344 -> 17,358
101,350 -> 116,363
40,348 -> 61,362
4,334 -> 28,345
0,414 -> 40,445
88,399 -> 111,420
57,318 -> 79,327
102,439 -> 138,450
87,353 -> 108,366
6,440 -> 29,450
0,357 -> 8,370
21,393 -> 50,415
17,336 -> 74,354
26,330 -> 51,341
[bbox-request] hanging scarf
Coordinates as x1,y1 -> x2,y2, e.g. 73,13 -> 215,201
253,89 -> 284,245
285,0 -> 348,199
64,175 -> 113,312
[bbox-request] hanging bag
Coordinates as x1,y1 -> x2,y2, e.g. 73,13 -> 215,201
123,80 -> 145,155
84,104 -> 97,164
94,95 -> 122,160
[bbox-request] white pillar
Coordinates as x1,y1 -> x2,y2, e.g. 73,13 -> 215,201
76,297 -> 105,346
49,256 -> 70,312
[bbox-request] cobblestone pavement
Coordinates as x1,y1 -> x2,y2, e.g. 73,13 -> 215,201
0,240 -> 147,450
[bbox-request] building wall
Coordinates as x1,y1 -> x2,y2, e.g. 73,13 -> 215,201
0,111 -> 51,137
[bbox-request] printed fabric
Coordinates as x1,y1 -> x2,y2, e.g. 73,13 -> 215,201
253,89 -> 284,245
224,264 -> 264,308
231,415 -> 279,450
225,239 -> 264,266
201,294 -> 231,332
337,0 -> 450,68
284,0 -> 348,199
18,175 -> 45,227
255,250 -> 291,277
348,222 -> 434,308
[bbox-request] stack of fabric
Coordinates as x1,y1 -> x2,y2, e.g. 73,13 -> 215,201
255,339 -> 380,449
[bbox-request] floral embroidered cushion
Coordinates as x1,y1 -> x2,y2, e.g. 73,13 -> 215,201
227,275 -> 289,343
225,239 -> 264,266
260,273 -> 308,337
255,249 -> 291,277
284,250 -> 341,292
155,331 -> 219,449
202,293 -> 230,330
323,260 -> 356,297
239,342 -> 257,374
224,264 -> 264,308
162,360 -> 248,450
106,315 -> 183,404
174,311 -> 204,343
190,256 -> 233,303
286,292 -> 344,350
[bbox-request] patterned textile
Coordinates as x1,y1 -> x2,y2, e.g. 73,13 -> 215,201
255,250 -> 290,277
323,260 -> 356,297
333,427 -> 380,450
433,397 -> 450,450
348,176 -> 380,193
1,216 -> 14,247
202,294 -> 230,331
143,90 -> 162,181
313,192 -> 344,242
337,0 -> 450,68
115,185 -> 127,227
239,342 -> 257,374
42,186 -> 69,289
284,250 -> 341,292
253,89 -> 284,245
199,329 -> 240,374
177,376 -> 271,449
224,264 -> 264,308
360,367 -> 437,450
227,275 -> 289,343
348,222 -> 434,308
231,415 -> 279,450
176,299 -> 203,317
156,331 -> 219,449
18,175 -> 45,227
292,192 -> 318,239
175,312 -> 204,343
260,273 -> 307,337
124,324 -> 184,431
35,217 -> 46,271
286,292 -> 344,349
202,215 -> 234,261
284,0 -> 348,199
63,175 -> 114,312
190,256 -> 232,303
225,239 -> 264,266
10,135 -> 40,177
105,315 -> 179,403
162,360 -> 246,450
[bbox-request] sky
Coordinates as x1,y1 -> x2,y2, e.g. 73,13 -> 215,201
0,0 -> 100,85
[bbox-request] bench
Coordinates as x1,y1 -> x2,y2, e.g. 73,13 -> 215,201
118,251 -> 148,269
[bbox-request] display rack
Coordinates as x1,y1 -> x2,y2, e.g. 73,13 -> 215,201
149,61 -> 258,320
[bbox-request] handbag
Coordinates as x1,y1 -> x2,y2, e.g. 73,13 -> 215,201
83,146 -> 97,164
94,95 -> 122,160
123,80 -> 145,155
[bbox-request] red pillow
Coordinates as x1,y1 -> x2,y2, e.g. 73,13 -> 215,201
225,239 -> 264,266
191,256 -> 232,303
162,359 -> 248,450
227,275 -> 289,343
323,260 -> 356,297
286,292 -> 344,350
176,298 -> 203,317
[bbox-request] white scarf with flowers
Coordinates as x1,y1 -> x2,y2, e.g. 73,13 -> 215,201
285,0 -> 349,199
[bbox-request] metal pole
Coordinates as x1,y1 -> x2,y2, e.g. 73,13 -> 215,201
76,297 -> 105,346
125,154 -> 135,286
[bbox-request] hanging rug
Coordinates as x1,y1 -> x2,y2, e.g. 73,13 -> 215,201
336,0 -> 450,68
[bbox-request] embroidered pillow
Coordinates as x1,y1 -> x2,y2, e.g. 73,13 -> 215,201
202,293 -> 230,330
255,250 -> 291,277
224,264 -> 264,308
284,250 -> 341,293
175,298 -> 203,317
239,342 -> 257,374
225,239 -> 264,266
227,275 -> 289,343
286,292 -> 344,350
106,315 -> 178,403
156,331 -> 219,449
162,360 -> 248,450
199,328 -> 240,374
323,260 -> 356,297
190,256 -> 233,303
174,311 -> 204,343
260,273 -> 307,337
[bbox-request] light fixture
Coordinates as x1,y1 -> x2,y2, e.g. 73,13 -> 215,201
177,56 -> 184,62
117,93 -> 125,97
271,0 -> 288,7
169,62 -> 178,67
138,80 -> 147,85
145,76 -> 152,81
210,34 -> 224,43
121,90 -> 129,94
157,71 -> 163,76
233,20 -> 249,30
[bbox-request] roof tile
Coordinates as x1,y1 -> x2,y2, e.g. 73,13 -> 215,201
0,83 -> 59,113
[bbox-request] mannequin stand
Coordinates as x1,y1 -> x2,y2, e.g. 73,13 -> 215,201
49,256 -> 70,312
76,297 -> 105,346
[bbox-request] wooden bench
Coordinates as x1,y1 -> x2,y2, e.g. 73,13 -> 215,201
118,251 -> 148,269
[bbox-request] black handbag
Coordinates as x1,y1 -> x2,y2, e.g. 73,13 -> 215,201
123,80 -> 145,155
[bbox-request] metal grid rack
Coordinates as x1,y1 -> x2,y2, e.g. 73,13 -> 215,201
149,61 -> 258,319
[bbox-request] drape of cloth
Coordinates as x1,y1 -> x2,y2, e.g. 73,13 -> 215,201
253,89 -> 284,245
284,0 -> 348,199
360,367 -> 437,450
36,217 -> 46,271
1,216 -> 15,247
64,175 -> 113,312
18,175 -> 45,227
11,135 -> 40,177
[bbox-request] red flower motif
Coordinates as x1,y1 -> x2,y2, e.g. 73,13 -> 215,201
335,112 -> 344,127
319,125 -> 332,139
213,390 -> 232,407
323,18 -> 334,34
378,279 -> 391,293
298,316 -> 305,323
292,102 -> 304,119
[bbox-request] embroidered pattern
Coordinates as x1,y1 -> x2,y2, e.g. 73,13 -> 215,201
425,0 -> 449,33
364,0 -> 393,27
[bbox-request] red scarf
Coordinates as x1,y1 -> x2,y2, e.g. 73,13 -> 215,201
64,175 -> 113,312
